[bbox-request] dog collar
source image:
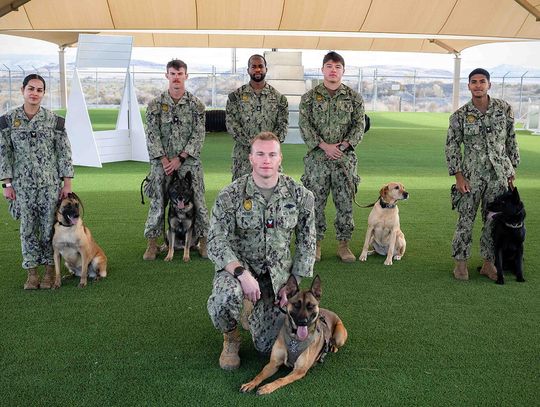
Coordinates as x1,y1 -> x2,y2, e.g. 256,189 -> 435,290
504,222 -> 523,229
379,198 -> 396,209
57,220 -> 74,227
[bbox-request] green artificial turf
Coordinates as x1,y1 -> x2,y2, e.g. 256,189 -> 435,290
0,112 -> 538,406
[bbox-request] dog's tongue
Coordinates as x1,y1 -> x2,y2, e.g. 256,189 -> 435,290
67,215 -> 78,225
297,326 -> 309,341
177,201 -> 185,209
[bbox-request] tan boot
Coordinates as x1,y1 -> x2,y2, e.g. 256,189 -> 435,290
40,265 -> 55,289
143,238 -> 158,261
479,260 -> 497,281
23,268 -> 40,290
453,260 -> 469,281
337,240 -> 356,262
315,241 -> 322,262
219,327 -> 241,370
198,236 -> 208,259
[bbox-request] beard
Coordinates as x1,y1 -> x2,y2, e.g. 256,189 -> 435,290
250,72 -> 266,83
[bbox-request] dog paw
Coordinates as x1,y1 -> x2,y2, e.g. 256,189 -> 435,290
517,277 -> 526,283
183,256 -> 190,263
359,252 -> 368,262
495,279 -> 505,285
394,255 -> 402,261
164,255 -> 173,262
240,382 -> 257,393
384,259 -> 393,266
256,384 -> 276,395
53,278 -> 62,289
78,281 -> 87,288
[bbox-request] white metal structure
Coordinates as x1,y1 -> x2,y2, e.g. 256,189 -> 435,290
65,34 -> 148,167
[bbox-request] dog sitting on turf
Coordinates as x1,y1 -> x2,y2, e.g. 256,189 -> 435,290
164,171 -> 197,262
486,187 -> 526,285
52,192 -> 108,288
359,182 -> 409,265
240,275 -> 348,395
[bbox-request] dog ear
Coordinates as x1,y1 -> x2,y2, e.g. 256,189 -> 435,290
379,185 -> 388,199
310,275 -> 322,300
284,275 -> 299,298
512,187 -> 520,202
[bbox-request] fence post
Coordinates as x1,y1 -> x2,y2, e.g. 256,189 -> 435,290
372,68 -> 378,111
3,64 -> 12,110
211,65 -> 216,108
518,71 -> 527,118
501,71 -> 510,99
413,69 -> 417,112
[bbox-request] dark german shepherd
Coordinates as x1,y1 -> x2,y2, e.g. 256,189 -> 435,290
164,171 -> 196,262
487,187 -> 526,285
240,275 -> 348,395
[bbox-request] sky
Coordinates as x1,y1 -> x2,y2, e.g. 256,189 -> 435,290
1,34 -> 540,74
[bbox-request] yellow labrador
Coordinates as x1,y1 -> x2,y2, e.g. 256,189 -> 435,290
359,182 -> 409,265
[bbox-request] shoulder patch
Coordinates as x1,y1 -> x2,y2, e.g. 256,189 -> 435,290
55,116 -> 66,131
228,92 -> 238,103
0,115 -> 8,130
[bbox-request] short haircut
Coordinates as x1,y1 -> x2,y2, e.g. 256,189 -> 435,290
468,68 -> 490,82
248,54 -> 267,67
22,74 -> 46,91
323,51 -> 345,67
166,59 -> 188,72
250,132 -> 281,151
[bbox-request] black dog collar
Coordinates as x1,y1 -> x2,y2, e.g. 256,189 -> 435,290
379,198 -> 396,209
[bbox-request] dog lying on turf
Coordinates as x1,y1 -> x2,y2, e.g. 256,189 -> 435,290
240,275 -> 348,395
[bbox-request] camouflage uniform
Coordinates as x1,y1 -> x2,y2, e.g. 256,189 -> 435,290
299,83 -> 365,241
446,97 -> 520,261
226,84 -> 288,180
207,174 -> 315,353
144,91 -> 209,240
0,106 -> 74,269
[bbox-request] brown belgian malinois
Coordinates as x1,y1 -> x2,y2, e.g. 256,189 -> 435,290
240,275 -> 348,395
52,193 -> 107,288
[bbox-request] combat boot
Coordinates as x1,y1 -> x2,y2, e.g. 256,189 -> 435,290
40,265 -> 55,289
219,327 -> 241,370
23,268 -> 40,290
453,260 -> 469,281
337,240 -> 356,262
143,238 -> 158,261
198,236 -> 208,258
315,241 -> 321,262
479,259 -> 497,281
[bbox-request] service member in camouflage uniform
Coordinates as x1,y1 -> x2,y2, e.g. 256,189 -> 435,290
226,54 -> 289,180
299,51 -> 365,263
207,132 -> 315,370
143,59 -> 210,260
446,68 -> 520,281
0,74 -> 74,289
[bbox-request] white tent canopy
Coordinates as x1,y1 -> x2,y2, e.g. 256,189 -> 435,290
1,0 -> 539,53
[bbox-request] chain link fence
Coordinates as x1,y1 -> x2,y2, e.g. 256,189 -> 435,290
2,66 -> 539,120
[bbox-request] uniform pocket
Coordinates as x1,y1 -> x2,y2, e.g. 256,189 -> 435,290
8,199 -> 20,220
450,184 -> 462,210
